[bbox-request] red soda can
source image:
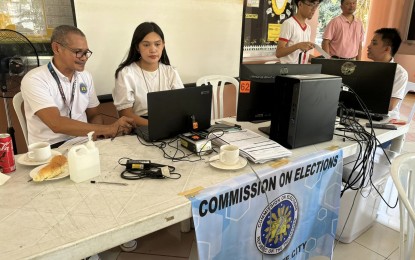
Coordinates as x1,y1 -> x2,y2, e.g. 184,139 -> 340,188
0,133 -> 16,174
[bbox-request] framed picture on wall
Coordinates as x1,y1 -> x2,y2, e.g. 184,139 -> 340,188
0,0 -> 77,56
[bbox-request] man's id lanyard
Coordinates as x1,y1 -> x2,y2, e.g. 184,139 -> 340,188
48,62 -> 76,118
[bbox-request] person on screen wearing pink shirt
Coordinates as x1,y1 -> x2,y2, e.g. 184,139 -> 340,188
276,0 -> 322,64
322,0 -> 364,60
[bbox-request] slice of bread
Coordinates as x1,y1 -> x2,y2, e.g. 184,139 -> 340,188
34,155 -> 68,182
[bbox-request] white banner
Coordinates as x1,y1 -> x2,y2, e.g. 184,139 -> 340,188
191,150 -> 343,260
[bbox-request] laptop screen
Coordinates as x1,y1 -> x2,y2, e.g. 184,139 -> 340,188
146,85 -> 212,141
311,59 -> 397,115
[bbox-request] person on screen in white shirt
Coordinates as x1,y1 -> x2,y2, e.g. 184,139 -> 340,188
113,22 -> 184,127
367,28 -> 408,119
276,0 -> 322,64
21,25 -> 135,146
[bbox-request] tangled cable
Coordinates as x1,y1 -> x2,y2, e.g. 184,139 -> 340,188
335,85 -> 397,208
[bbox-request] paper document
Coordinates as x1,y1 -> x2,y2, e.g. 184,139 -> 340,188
313,44 -> 331,59
209,129 -> 292,163
0,173 -> 11,186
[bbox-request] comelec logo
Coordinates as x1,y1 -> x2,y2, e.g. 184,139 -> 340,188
255,193 -> 298,255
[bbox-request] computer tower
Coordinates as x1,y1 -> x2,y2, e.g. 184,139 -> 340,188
269,74 -> 341,149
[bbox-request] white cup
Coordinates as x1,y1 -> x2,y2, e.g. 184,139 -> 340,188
219,144 -> 240,166
27,142 -> 52,162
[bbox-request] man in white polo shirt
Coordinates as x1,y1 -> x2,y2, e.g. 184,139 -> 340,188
367,28 -> 408,119
21,25 -> 135,146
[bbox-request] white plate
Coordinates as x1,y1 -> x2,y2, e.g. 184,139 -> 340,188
29,164 -> 69,181
17,150 -> 62,166
209,156 -> 248,170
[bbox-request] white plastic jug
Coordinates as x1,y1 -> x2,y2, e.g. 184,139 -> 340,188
68,131 -> 100,183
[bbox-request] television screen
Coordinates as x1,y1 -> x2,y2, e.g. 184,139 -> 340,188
236,63 -> 322,122
311,59 -> 397,115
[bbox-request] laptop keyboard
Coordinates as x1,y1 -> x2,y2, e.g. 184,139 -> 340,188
135,126 -> 150,142
353,111 -> 385,121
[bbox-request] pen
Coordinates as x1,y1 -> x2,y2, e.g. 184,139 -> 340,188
90,180 -> 128,186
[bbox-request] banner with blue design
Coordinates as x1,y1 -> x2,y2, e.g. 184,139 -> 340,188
191,150 -> 343,260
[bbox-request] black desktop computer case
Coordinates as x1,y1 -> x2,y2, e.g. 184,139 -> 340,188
270,74 -> 342,149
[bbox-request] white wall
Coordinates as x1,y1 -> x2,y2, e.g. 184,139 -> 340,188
74,0 -> 243,95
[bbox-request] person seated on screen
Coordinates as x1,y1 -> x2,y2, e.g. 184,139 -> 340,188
21,25 -> 135,147
113,22 -> 184,127
276,0 -> 323,64
367,28 -> 408,119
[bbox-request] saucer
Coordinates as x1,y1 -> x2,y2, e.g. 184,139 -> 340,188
29,164 -> 69,181
209,156 -> 248,170
17,150 -> 62,166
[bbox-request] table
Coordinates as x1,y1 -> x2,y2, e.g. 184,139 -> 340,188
0,118 -> 409,259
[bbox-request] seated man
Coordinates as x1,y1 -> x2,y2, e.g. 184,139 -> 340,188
367,28 -> 408,119
21,25 -> 135,146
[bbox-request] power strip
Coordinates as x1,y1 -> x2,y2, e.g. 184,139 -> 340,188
179,133 -> 212,155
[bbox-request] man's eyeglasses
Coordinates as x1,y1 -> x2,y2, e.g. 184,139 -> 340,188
301,1 -> 320,8
56,42 -> 93,58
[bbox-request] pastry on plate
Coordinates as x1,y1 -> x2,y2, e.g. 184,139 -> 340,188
33,155 -> 68,182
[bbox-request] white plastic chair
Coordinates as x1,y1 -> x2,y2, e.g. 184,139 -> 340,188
390,152 -> 415,260
12,92 -> 28,146
377,86 -> 415,232
392,82 -> 415,153
396,81 -> 415,118
341,86 -> 415,242
196,75 -> 239,119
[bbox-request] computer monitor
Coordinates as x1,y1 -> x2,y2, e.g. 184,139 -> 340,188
236,63 -> 322,122
311,59 -> 397,115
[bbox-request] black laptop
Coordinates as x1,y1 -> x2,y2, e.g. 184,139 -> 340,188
136,85 -> 213,142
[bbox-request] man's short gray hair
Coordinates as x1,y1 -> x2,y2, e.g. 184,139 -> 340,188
51,25 -> 85,45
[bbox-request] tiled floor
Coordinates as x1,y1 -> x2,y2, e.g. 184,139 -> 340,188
99,94 -> 415,260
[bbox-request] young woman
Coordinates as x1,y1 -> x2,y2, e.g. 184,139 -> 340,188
113,22 -> 184,126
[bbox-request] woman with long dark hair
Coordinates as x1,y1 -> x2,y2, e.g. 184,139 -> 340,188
113,22 -> 184,126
